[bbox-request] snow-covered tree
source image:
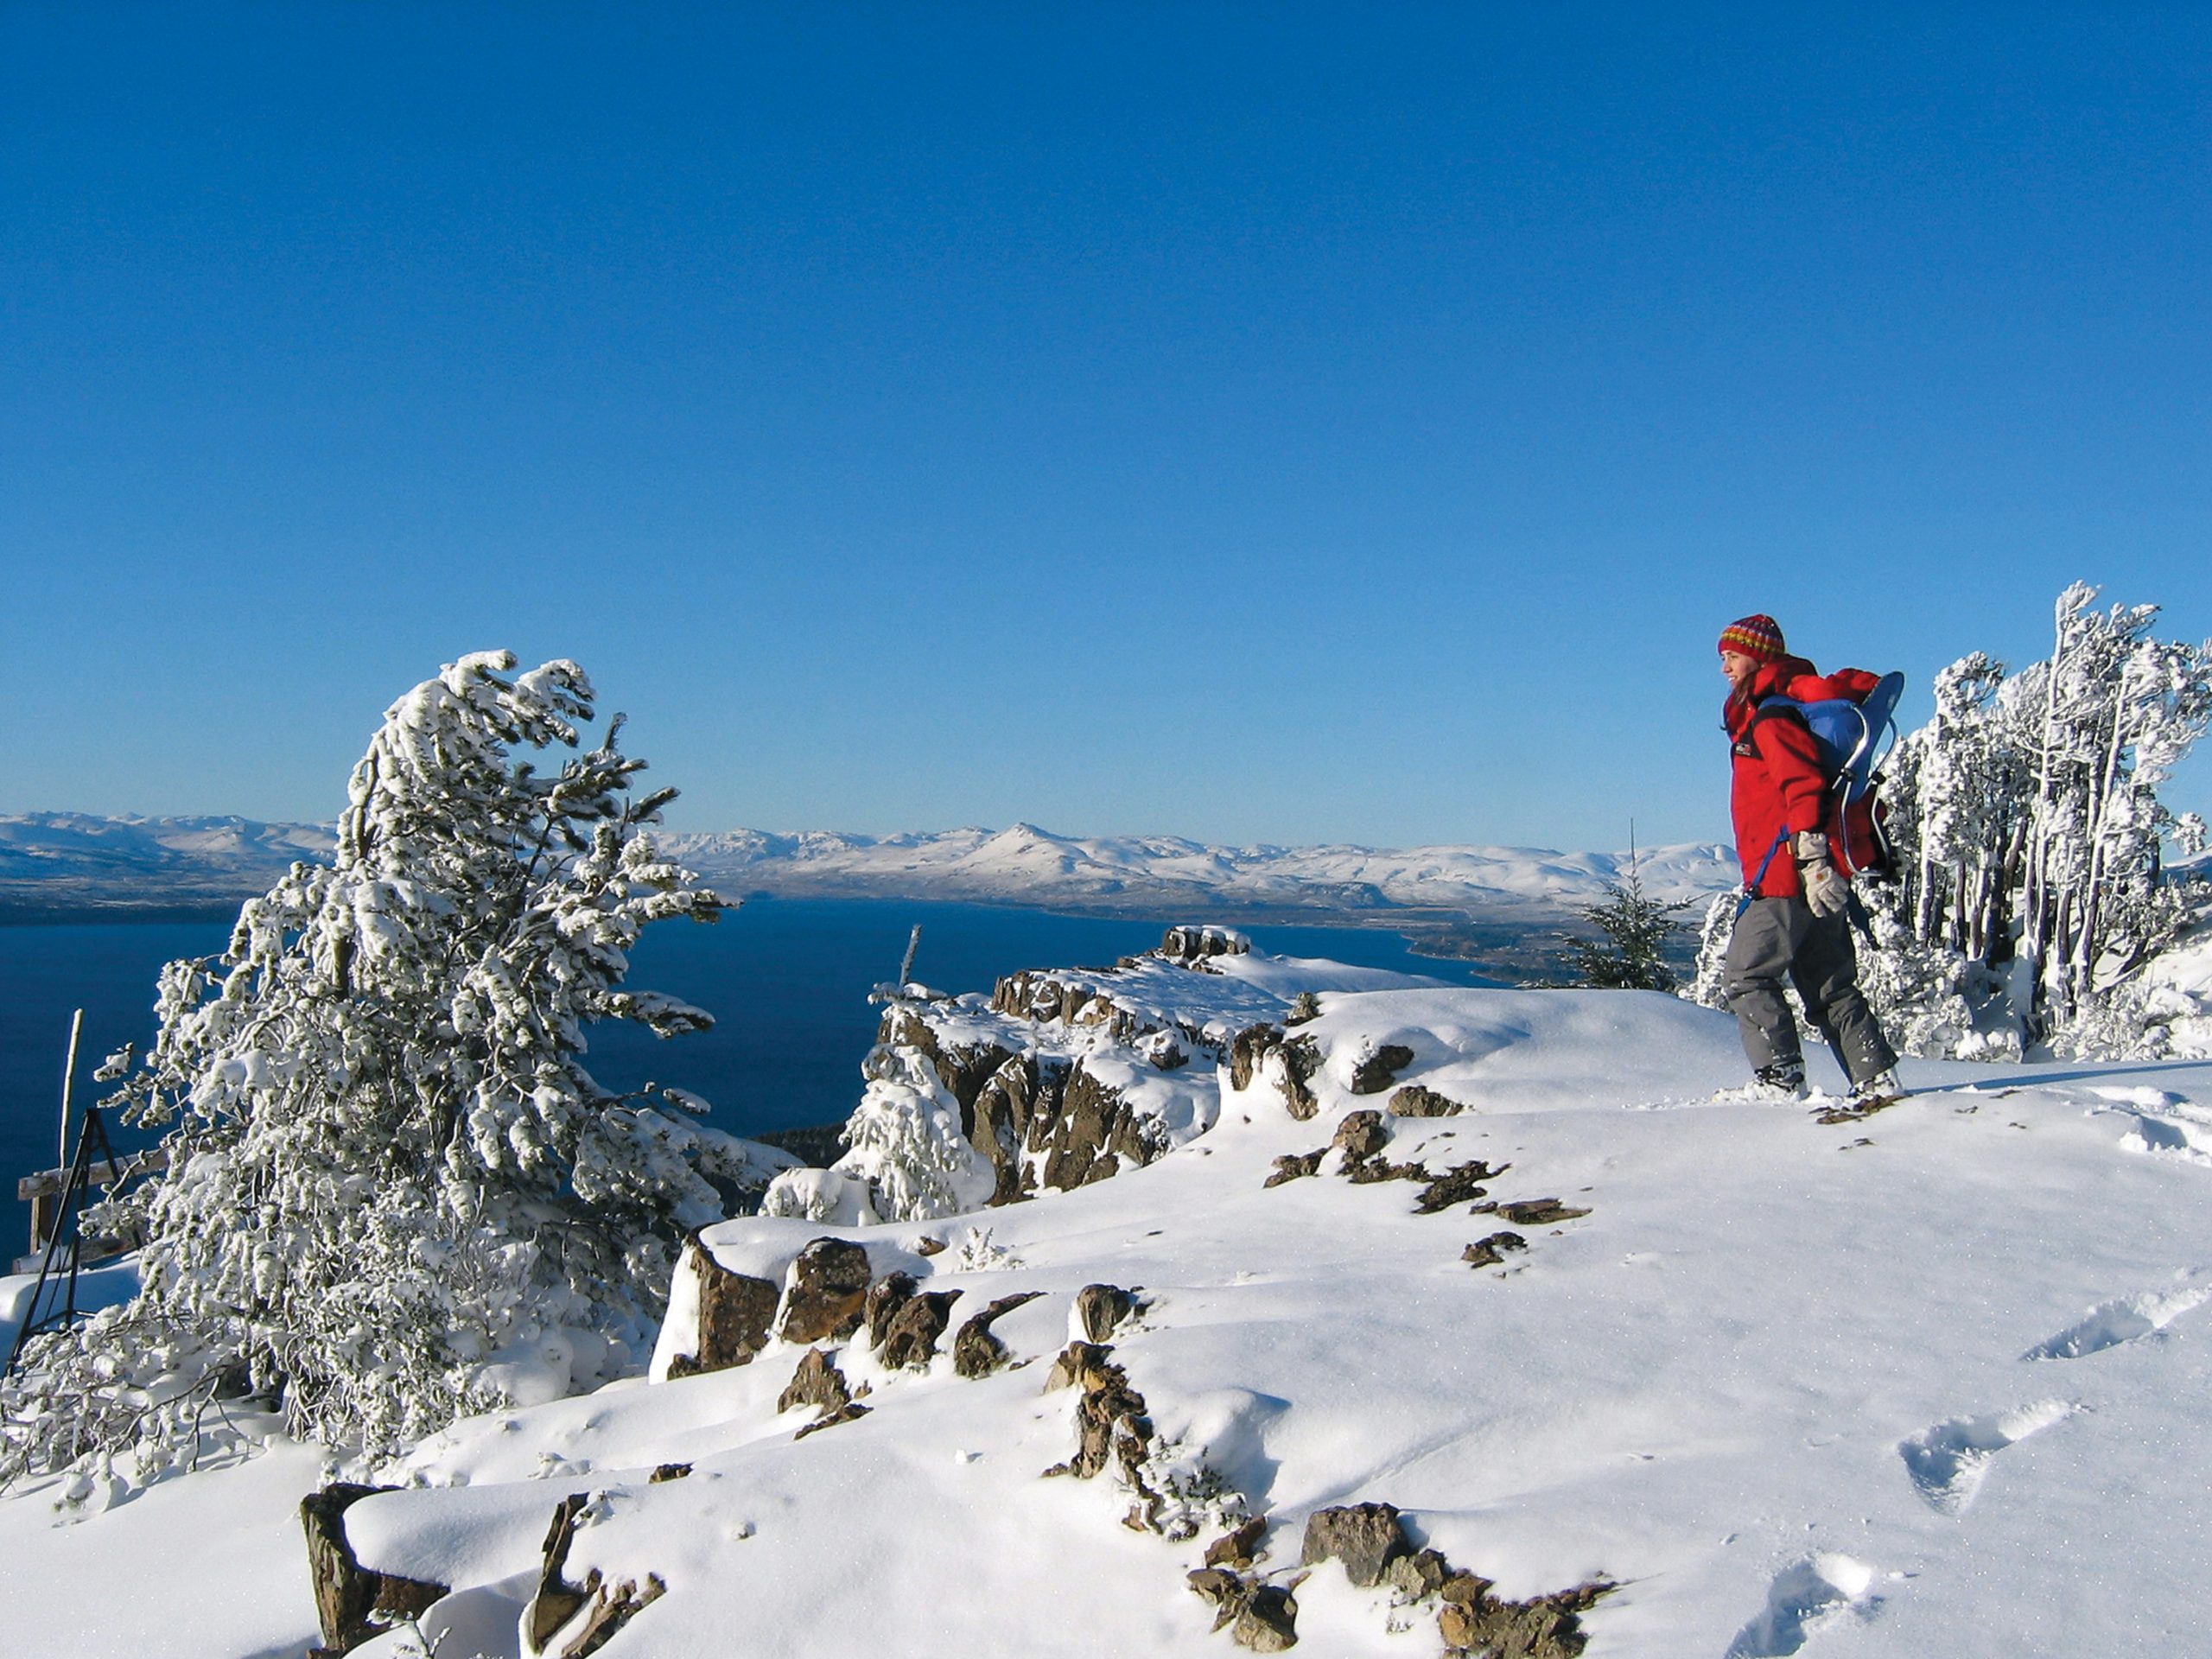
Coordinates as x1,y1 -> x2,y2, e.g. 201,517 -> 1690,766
1,652 -> 760,1491
760,1014 -> 995,1224
1872,585 -> 2212,1052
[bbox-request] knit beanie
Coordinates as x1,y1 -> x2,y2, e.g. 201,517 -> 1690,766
1718,614 -> 1786,664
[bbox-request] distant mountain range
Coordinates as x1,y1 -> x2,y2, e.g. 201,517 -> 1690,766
0,813 -> 1738,948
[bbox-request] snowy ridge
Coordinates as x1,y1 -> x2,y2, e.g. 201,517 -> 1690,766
9,944 -> 2212,1656
0,812 -> 1738,921
664,822 -> 1739,914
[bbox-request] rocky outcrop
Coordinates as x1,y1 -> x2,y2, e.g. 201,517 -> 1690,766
1296,1497 -> 1611,1658
1350,1044 -> 1415,1096
524,1493 -> 666,1658
864,1270 -> 917,1348
779,1347 -> 854,1416
1160,925 -> 1249,963
1230,1024 -> 1321,1120
1484,1198 -> 1593,1226
1462,1230 -> 1529,1268
952,1291 -> 1045,1378
880,1288 -> 963,1370
664,1242 -> 780,1378
302,1484 -> 448,1657
1040,1062 -> 1161,1190
1333,1109 -> 1390,1161
1073,1282 -> 1136,1343
1301,1502 -> 1409,1588
776,1238 -> 873,1344
1389,1083 -> 1466,1116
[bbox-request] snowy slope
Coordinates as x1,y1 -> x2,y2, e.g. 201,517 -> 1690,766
4,950 -> 2209,1658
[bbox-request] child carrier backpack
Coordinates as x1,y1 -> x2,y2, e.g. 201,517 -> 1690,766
1751,670 -> 1905,880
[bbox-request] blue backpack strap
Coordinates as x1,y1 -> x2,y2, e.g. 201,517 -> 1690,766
1734,826 -> 1791,919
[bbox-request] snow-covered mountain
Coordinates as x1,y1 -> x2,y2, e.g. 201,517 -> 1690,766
6,935 -> 2209,1656
662,823 -> 1738,915
0,812 -> 1738,923
0,812 -> 336,917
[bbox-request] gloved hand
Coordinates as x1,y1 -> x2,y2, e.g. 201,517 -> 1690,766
1794,830 -> 1849,918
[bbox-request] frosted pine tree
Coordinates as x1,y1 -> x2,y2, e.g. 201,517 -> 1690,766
761,1014 -> 995,1224
0,652 -> 763,1492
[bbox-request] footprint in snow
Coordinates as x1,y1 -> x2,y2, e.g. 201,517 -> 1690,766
2022,1285 -> 2211,1361
1725,1554 -> 1880,1657
1897,1401 -> 2075,1515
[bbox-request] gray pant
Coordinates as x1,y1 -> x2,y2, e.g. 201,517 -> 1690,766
1723,896 -> 1898,1084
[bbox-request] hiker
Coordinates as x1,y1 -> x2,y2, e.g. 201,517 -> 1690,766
1718,613 -> 1900,1103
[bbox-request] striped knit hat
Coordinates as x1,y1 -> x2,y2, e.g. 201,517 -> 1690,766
1718,613 -> 1786,663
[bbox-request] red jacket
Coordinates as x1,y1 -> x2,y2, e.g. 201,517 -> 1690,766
1724,658 -> 1883,896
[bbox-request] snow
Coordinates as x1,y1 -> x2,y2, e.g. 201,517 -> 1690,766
0,810 -> 1739,922
6,950 -> 2212,1656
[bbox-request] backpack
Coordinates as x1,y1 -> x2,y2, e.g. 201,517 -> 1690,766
1751,670 -> 1905,879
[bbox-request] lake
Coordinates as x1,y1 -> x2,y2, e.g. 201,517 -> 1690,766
0,898 -> 1496,1227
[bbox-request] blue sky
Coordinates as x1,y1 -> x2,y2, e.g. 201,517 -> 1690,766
3,3 -> 2207,849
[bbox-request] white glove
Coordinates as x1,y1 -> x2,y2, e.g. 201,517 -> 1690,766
1795,830 -> 1848,918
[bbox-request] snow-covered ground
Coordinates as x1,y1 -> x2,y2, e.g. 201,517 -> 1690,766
5,953 -> 2210,1657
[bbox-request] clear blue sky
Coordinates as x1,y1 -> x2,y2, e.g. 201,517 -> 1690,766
4,3 -> 2207,849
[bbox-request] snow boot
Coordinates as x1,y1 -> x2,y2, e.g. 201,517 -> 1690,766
1713,1063 -> 1808,1103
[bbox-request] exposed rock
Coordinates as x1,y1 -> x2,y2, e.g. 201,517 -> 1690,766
1350,1044 -> 1416,1096
1462,1231 -> 1529,1268
1300,1502 -> 1408,1588
1285,990 -> 1322,1027
912,1234 -> 948,1256
520,1497 -> 671,1657
1436,1575 -> 1611,1658
793,1402 -> 872,1440
1044,1339 -> 1117,1395
1344,1154 -> 1433,1185
1074,1282 -> 1137,1343
1414,1160 -> 1510,1215
1389,1084 -> 1466,1117
1384,1547 -> 1452,1600
1040,1061 -> 1161,1191
1229,1023 -> 1281,1091
864,1271 -> 918,1350
776,1237 -> 873,1344
1186,1566 -> 1254,1631
1041,1343 -> 1152,1482
1205,1516 -> 1270,1570
972,1052 -> 1048,1205
1264,1149 -> 1325,1188
524,1494 -> 594,1653
879,1288 -> 963,1370
664,1243 -> 779,1378
301,1484 -> 448,1656
953,1291 -> 1045,1378
1160,925 -> 1250,963
647,1463 -> 691,1484
1235,1583 -> 1300,1651
1228,1023 -> 1323,1119
1333,1109 -> 1390,1160
1493,1198 -> 1592,1226
778,1347 -> 853,1416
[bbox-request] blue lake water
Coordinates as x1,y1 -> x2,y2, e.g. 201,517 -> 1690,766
0,899 -> 1493,1235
